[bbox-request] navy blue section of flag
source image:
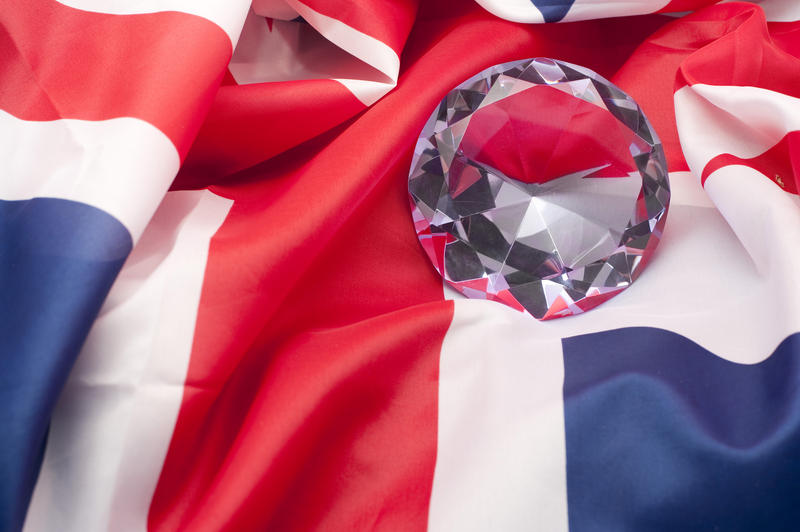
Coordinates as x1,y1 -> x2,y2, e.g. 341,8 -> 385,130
530,0 -> 574,22
0,198 -> 131,532
562,327 -> 800,532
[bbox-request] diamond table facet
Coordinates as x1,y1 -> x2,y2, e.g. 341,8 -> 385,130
408,58 -> 670,320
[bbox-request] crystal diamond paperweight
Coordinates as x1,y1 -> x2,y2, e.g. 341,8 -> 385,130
408,58 -> 670,320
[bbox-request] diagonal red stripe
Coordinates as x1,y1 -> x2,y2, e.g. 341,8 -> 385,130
174,79 -> 366,188
701,131 -> 800,194
0,0 -> 233,157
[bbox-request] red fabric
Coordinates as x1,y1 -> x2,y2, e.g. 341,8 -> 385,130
176,80 -> 366,188
702,131 -> 800,194
676,3 -> 800,97
653,3 -> 800,191
613,3 -> 800,174
770,20 -> 800,58
298,0 -> 418,56
0,0 -> 232,157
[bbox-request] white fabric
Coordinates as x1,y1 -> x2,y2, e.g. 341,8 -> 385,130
474,0 -> 673,22
473,0 -> 546,23
23,190 -> 233,532
430,303 -> 569,532
675,84 -> 800,177
0,111 -> 179,243
231,3 -> 398,106
286,0 -> 399,81
564,0 -> 672,21
230,9 -> 391,84
721,0 -> 800,21
705,165 -> 800,277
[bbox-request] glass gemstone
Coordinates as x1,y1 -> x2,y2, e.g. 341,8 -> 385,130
408,58 -> 670,320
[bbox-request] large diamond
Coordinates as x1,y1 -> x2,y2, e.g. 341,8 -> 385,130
409,58 -> 670,320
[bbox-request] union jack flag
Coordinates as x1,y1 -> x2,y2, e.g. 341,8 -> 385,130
1,0 -> 799,530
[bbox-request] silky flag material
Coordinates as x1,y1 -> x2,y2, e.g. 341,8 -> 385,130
1,1 -> 799,531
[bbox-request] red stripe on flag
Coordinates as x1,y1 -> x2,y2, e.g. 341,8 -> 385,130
175,79 -> 366,187
0,0 -> 233,157
297,0 -> 417,56
150,125 -> 452,530
701,131 -> 800,194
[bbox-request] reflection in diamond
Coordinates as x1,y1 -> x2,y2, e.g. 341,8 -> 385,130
409,58 -> 670,319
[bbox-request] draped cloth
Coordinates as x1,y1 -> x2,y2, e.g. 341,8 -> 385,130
1,1 -> 799,530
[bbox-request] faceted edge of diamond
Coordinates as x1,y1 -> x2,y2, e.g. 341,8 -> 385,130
408,58 -> 671,320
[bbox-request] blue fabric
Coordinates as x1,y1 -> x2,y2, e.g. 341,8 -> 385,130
530,0 -> 574,23
0,198 -> 131,532
562,327 -> 800,532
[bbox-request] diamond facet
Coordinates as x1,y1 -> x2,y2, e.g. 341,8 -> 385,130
409,58 -> 670,320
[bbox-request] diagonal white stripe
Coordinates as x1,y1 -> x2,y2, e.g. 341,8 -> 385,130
474,0 -> 673,23
563,0 -> 671,21
285,0 -> 399,105
473,0 -> 545,23
229,8 -> 394,106
23,190 -> 233,532
704,165 -> 800,278
0,111 -> 179,244
720,0 -> 800,22
285,0 -> 399,81
675,84 -> 800,177
230,5 -> 397,106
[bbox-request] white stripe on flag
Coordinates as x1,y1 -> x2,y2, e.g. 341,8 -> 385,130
720,0 -> 800,21
562,0 -> 672,21
675,84 -> 800,177
286,0 -> 399,106
230,6 -> 394,107
252,0 -> 299,20
438,172 -> 796,362
430,171 -> 800,528
472,0 -> 547,23
0,111 -> 179,243
286,0 -> 399,81
23,190 -> 233,532
429,302 -> 569,532
55,0 -> 250,46
704,165 -> 800,279
474,0 -> 673,23
230,5 -> 397,106
757,0 -> 800,21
